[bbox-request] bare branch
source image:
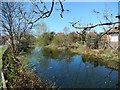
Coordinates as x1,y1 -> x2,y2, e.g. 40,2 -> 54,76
17,0 -> 56,24
71,21 -> 120,30
93,9 -> 107,32
98,25 -> 115,40
32,2 -> 43,13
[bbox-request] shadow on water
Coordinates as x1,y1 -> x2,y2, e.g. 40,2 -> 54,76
24,46 -> 120,88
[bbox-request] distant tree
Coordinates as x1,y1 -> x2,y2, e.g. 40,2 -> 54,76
34,22 -> 49,37
52,34 -> 65,47
49,32 -> 55,41
37,32 -> 55,46
76,31 -> 86,44
63,26 -> 70,35
52,34 -> 72,47
68,32 -> 77,43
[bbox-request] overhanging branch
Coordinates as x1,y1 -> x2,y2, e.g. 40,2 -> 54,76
71,21 -> 120,30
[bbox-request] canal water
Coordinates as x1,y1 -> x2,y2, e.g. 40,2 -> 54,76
23,46 -> 120,88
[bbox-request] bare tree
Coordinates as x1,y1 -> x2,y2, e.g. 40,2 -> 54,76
1,2 -> 19,56
0,2 -> 33,56
34,22 -> 49,37
1,1 -> 65,56
63,26 -> 70,35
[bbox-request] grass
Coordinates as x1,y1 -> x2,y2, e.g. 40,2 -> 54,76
0,46 -> 7,88
0,47 -> 7,68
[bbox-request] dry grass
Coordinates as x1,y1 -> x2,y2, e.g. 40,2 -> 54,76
46,44 -> 120,62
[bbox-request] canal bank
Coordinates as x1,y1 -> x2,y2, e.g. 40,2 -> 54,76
1,47 -> 50,88
45,44 -> 120,68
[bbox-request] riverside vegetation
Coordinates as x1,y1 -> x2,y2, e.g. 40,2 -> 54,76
37,31 -> 119,63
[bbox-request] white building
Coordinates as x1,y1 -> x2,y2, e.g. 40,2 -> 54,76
109,33 -> 119,42
108,29 -> 119,48
108,29 -> 119,42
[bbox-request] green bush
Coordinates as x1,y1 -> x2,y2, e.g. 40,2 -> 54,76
37,32 -> 55,46
52,34 -> 72,47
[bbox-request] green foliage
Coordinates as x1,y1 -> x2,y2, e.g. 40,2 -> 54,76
38,32 -> 50,46
67,33 -> 77,43
14,33 -> 37,53
24,33 -> 36,44
52,34 -> 73,47
87,38 -> 98,49
0,47 -> 7,67
2,48 -> 47,88
52,35 -> 65,47
49,32 -> 55,41
86,34 -> 99,49
76,32 -> 86,45
0,47 -> 7,88
77,36 -> 81,41
2,50 -> 19,87
37,32 -> 55,46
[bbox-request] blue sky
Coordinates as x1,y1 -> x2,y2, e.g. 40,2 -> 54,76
34,2 -> 118,34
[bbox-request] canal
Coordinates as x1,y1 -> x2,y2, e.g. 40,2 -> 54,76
22,46 -> 120,88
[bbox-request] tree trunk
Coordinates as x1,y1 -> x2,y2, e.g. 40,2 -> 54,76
10,36 -> 15,57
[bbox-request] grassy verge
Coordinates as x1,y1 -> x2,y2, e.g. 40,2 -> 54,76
45,44 -> 119,62
0,47 -> 7,68
0,46 -> 7,88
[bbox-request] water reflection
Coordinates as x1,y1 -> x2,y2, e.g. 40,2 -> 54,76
41,47 -> 75,63
24,46 -> 120,88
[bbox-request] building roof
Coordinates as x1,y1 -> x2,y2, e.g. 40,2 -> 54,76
108,29 -> 119,34
89,31 -> 98,36
69,32 -> 77,37
56,33 -> 64,36
0,35 -> 9,40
